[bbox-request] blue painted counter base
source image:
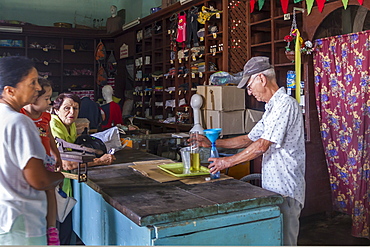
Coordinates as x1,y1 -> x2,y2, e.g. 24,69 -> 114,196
70,149 -> 283,246
72,181 -> 282,246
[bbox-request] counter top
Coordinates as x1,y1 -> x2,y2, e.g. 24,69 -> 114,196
81,148 -> 283,226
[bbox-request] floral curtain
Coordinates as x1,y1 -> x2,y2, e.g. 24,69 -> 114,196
313,30 -> 370,239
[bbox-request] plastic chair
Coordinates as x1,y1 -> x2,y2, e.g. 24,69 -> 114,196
240,173 -> 262,187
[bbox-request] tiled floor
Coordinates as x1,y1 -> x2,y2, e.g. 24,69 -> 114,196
298,212 -> 370,246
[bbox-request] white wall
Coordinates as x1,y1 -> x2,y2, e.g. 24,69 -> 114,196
0,0 -> 162,28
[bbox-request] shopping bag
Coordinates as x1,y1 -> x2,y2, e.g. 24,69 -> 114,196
55,188 -> 77,223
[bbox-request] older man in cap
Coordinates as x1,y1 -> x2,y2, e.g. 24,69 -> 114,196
198,56 -> 306,245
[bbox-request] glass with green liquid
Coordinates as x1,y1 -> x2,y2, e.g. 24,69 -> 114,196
190,131 -> 201,172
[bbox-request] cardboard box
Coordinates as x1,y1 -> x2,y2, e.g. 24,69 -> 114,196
197,85 -> 245,111
203,110 -> 245,135
245,109 -> 264,133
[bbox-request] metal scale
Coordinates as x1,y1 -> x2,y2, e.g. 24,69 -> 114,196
56,137 -> 101,182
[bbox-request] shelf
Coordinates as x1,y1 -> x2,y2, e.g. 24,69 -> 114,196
63,75 -> 94,77
274,62 -> 295,67
134,117 -> 192,134
250,18 -> 272,26
0,46 -> 25,49
250,42 -> 272,48
206,31 -> 223,37
130,0 -> 229,131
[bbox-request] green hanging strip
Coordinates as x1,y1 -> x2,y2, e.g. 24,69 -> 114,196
258,0 -> 265,10
306,0 -> 314,15
342,0 -> 348,9
294,0 -> 303,3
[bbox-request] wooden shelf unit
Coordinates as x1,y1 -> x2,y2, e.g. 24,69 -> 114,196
128,0 -> 228,133
0,25 -> 106,99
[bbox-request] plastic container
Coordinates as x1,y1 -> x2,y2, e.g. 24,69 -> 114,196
286,70 -> 296,89
180,147 -> 191,174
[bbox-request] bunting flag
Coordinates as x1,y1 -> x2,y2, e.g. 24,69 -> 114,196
306,0 -> 315,14
280,0 -> 290,14
316,0 -> 326,12
292,29 -> 301,104
258,0 -> 265,11
249,0 -> 363,14
250,0 -> 256,13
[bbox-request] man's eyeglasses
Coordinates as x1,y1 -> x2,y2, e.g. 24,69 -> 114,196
246,74 -> 260,91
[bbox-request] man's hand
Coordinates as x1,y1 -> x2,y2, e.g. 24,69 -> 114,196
208,157 -> 230,174
187,134 -> 211,148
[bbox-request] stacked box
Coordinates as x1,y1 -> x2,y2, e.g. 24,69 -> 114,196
197,85 -> 246,135
245,109 -> 264,133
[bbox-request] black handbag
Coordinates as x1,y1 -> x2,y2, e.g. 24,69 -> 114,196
74,128 -> 107,157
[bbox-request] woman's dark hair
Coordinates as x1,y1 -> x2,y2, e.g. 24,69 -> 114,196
0,56 -> 35,94
37,78 -> 52,98
52,92 -> 81,112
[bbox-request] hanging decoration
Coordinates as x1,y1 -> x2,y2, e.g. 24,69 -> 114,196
284,8 -> 314,58
283,8 -> 313,103
293,28 -> 301,104
250,0 -> 256,13
280,0 -> 290,14
258,0 -> 265,10
316,0 -> 326,12
342,0 -> 348,9
306,0 -> 315,14
249,0 -> 364,15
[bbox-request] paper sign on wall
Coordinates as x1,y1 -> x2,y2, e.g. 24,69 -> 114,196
120,43 -> 128,59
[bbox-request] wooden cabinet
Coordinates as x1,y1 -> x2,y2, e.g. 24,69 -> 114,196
0,25 -> 105,99
124,0 -> 310,135
127,0 -> 228,133
245,1 -> 305,113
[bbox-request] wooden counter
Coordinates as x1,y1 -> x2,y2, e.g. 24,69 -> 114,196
71,148 -> 283,245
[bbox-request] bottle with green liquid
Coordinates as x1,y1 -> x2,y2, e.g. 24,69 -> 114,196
190,131 -> 200,172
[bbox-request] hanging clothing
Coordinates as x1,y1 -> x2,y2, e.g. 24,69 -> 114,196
95,41 -> 106,61
176,11 -> 187,43
186,6 -> 199,48
100,102 -> 123,130
313,30 -> 370,239
78,97 -> 102,130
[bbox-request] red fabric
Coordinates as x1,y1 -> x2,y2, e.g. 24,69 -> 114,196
176,12 -> 186,43
313,30 -> 370,239
280,0 -> 289,14
250,0 -> 256,13
357,0 -> 363,4
20,109 -> 52,155
316,0 -> 326,12
101,102 -> 123,130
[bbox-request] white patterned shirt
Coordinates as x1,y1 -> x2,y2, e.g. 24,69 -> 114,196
248,87 -> 306,206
